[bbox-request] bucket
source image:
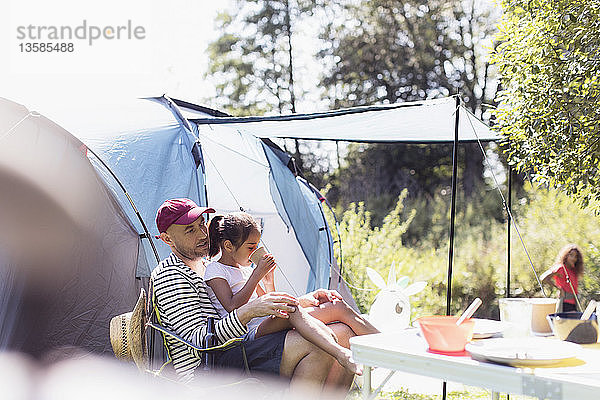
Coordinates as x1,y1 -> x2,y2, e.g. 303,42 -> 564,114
499,298 -> 559,336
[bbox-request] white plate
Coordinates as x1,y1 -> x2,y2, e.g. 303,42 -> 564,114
466,337 -> 581,366
472,318 -> 506,339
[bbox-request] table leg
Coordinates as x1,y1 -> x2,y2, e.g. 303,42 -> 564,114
491,391 -> 500,400
362,366 -> 372,400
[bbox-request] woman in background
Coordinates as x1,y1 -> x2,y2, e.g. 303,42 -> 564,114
541,244 -> 584,312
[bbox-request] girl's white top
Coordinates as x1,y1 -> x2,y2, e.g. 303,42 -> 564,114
204,261 -> 263,332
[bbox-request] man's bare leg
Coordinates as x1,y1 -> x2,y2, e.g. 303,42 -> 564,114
324,322 -> 356,389
279,329 -> 334,394
285,305 -> 361,375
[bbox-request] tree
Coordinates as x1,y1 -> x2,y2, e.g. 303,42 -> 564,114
492,0 -> 600,212
326,143 -> 452,207
205,0 -> 503,218
207,1 -> 299,116
206,0 -> 321,169
318,0 -> 498,114
317,0 -> 500,212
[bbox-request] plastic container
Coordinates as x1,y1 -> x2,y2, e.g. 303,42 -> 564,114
417,316 -> 475,353
499,298 -> 532,337
547,312 -> 599,344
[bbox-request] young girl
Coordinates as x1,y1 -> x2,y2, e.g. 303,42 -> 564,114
204,212 -> 379,375
540,244 -> 584,312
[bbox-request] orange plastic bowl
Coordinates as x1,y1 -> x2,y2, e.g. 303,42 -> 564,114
417,316 -> 475,353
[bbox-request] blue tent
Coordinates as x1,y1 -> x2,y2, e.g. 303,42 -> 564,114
33,97 -> 207,277
28,96 -> 335,295
23,94 -> 498,301
2,94 -> 498,356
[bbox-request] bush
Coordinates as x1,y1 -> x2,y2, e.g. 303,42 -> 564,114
508,183 -> 600,306
330,184 -> 600,320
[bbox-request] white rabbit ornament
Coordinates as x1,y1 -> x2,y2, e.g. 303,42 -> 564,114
366,264 -> 427,332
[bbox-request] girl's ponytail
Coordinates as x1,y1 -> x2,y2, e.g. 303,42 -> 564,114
208,215 -> 224,258
208,212 -> 261,258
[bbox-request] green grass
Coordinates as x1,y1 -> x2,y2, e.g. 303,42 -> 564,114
347,386 -> 538,400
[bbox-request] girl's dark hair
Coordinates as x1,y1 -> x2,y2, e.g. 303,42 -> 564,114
208,212 -> 260,258
555,244 -> 584,276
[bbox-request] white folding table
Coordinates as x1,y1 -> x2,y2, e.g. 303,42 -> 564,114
350,330 -> 600,400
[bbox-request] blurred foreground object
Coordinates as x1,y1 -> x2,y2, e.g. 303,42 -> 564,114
0,351 -> 343,400
0,98 -> 143,356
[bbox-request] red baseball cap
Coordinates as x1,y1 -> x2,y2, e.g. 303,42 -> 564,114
155,198 -> 215,236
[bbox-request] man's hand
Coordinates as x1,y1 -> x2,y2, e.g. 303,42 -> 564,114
236,292 -> 298,325
298,289 -> 343,307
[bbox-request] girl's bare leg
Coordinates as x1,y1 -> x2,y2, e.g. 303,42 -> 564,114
254,315 -> 292,338
256,307 -> 361,375
306,300 -> 379,336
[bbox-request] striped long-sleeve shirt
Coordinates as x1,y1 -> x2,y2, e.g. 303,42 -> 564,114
151,253 -> 247,382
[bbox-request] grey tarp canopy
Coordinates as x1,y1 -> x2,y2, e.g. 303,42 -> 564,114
190,97 -> 499,142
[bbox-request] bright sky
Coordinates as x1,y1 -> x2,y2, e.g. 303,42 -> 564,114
1,0 -> 227,110
1,0 -> 502,175
2,0 -> 497,116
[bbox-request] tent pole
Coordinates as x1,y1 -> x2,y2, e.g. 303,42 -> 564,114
446,95 -> 460,316
443,95 -> 461,400
507,165 -> 513,298
85,146 -> 160,366
85,147 -> 161,264
506,164 -> 513,400
86,146 -> 160,262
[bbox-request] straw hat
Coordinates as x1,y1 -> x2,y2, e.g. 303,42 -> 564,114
109,288 -> 148,370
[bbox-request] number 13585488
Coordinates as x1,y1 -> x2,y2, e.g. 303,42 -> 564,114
19,42 -> 74,52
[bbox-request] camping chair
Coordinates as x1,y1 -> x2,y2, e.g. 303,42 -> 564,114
146,320 -> 248,374
146,281 -> 250,376
109,287 -> 249,377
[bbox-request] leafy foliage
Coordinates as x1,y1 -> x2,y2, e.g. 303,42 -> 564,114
332,184 -> 600,319
331,191 -> 417,312
325,143 -> 452,221
492,0 -> 600,212
324,142 -> 509,228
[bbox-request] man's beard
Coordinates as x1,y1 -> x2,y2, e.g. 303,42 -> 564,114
175,243 -> 207,261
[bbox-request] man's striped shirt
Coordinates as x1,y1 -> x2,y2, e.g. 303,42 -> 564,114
151,253 -> 247,382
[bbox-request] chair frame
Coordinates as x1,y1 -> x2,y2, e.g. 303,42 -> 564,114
146,320 -> 249,373
147,282 -> 250,375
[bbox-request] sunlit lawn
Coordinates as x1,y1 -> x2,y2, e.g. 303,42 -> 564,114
347,386 -> 538,400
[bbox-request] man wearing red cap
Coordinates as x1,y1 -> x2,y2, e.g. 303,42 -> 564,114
151,198 -> 354,389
